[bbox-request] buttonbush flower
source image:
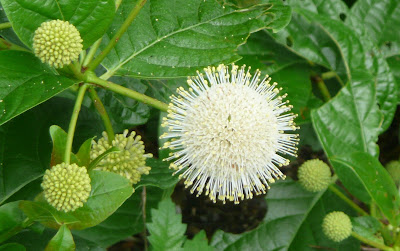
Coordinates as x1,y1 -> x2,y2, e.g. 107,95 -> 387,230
160,64 -> 299,204
91,130 -> 153,184
322,211 -> 352,242
298,159 -> 331,192
41,163 -> 91,212
33,20 -> 83,68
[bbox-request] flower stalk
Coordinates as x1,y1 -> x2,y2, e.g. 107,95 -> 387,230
351,232 -> 394,251
65,84 -> 89,164
0,22 -> 11,30
0,38 -> 30,52
85,72 -> 168,112
328,184 -> 368,216
87,0 -> 147,71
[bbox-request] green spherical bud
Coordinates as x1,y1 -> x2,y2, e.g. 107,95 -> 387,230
386,161 -> 400,185
41,163 -> 91,212
298,159 -> 331,192
91,130 -> 153,184
322,211 -> 352,242
33,20 -> 83,68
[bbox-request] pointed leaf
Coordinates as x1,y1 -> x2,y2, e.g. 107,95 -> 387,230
45,225 -> 75,251
183,230 -> 213,251
137,158 -> 179,189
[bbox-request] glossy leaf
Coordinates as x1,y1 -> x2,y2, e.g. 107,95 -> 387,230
265,0 -> 292,32
49,125 -> 80,167
72,186 -> 163,248
331,152 -> 400,226
100,0 -> 289,79
387,54 -> 400,100
138,158 -> 179,189
286,0 -> 349,20
147,198 -> 186,251
0,51 -> 76,126
350,0 -> 400,46
211,180 -> 327,250
0,0 -> 115,48
352,216 -> 383,245
45,225 -> 75,251
75,138 -> 94,168
20,170 -> 133,230
183,230 -> 214,251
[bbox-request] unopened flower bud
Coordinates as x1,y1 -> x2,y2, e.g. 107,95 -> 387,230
322,211 -> 352,242
91,130 -> 153,184
298,159 -> 331,192
33,20 -> 83,68
41,163 -> 91,212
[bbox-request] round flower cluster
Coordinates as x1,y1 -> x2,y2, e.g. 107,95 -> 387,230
33,20 -> 83,68
322,211 -> 352,242
91,130 -> 153,184
160,64 -> 299,204
41,163 -> 91,212
298,159 -> 331,192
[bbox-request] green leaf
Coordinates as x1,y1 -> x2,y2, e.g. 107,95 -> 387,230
101,0 -> 290,79
0,0 -> 115,49
265,0 -> 292,32
45,225 -> 75,251
211,180 -> 327,250
72,186 -> 163,248
387,54 -> 400,100
75,138 -> 94,168
0,2 -> 25,47
286,0 -> 349,20
352,216 -> 383,245
349,0 -> 400,46
0,243 -> 26,251
0,51 -> 76,126
331,152 -> 400,226
20,170 -> 133,230
137,158 -> 179,189
94,76 -> 151,133
0,201 -> 25,239
147,198 -> 187,251
183,230 -> 213,251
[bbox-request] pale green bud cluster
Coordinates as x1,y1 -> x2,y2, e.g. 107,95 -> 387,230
91,130 -> 153,184
41,163 -> 91,212
298,159 -> 331,192
33,20 -> 83,68
322,211 -> 352,242
386,160 -> 400,185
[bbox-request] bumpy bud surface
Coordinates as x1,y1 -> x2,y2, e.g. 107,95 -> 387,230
41,163 -> 91,212
386,160 -> 400,185
298,159 -> 331,192
322,211 -> 352,242
91,130 -> 153,184
33,20 -> 83,68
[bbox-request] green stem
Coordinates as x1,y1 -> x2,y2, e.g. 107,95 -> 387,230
68,62 -> 84,80
315,76 -> 331,102
85,72 -> 168,112
328,184 -> 368,216
87,0 -> 147,72
321,71 -> 336,80
83,38 -> 102,67
0,37 -> 30,52
0,22 -> 11,30
351,232 -> 393,251
79,50 -> 86,65
88,87 -> 115,143
65,84 -> 89,164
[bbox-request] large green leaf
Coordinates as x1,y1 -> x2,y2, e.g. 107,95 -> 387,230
45,225 -> 75,251
0,51 -> 76,126
387,54 -> 400,100
183,230 -> 214,251
351,216 -> 383,245
0,97 -> 103,204
0,0 -> 115,49
210,180 -> 327,250
147,198 -> 187,251
72,186 -> 163,248
286,0 -> 348,20
349,0 -> 400,46
138,158 -> 179,189
20,170 -> 133,230
331,152 -> 400,226
100,0 -> 290,79
0,243 -> 26,251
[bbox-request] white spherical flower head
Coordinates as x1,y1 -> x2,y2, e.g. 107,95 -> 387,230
33,19 -> 83,68
160,64 -> 299,204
